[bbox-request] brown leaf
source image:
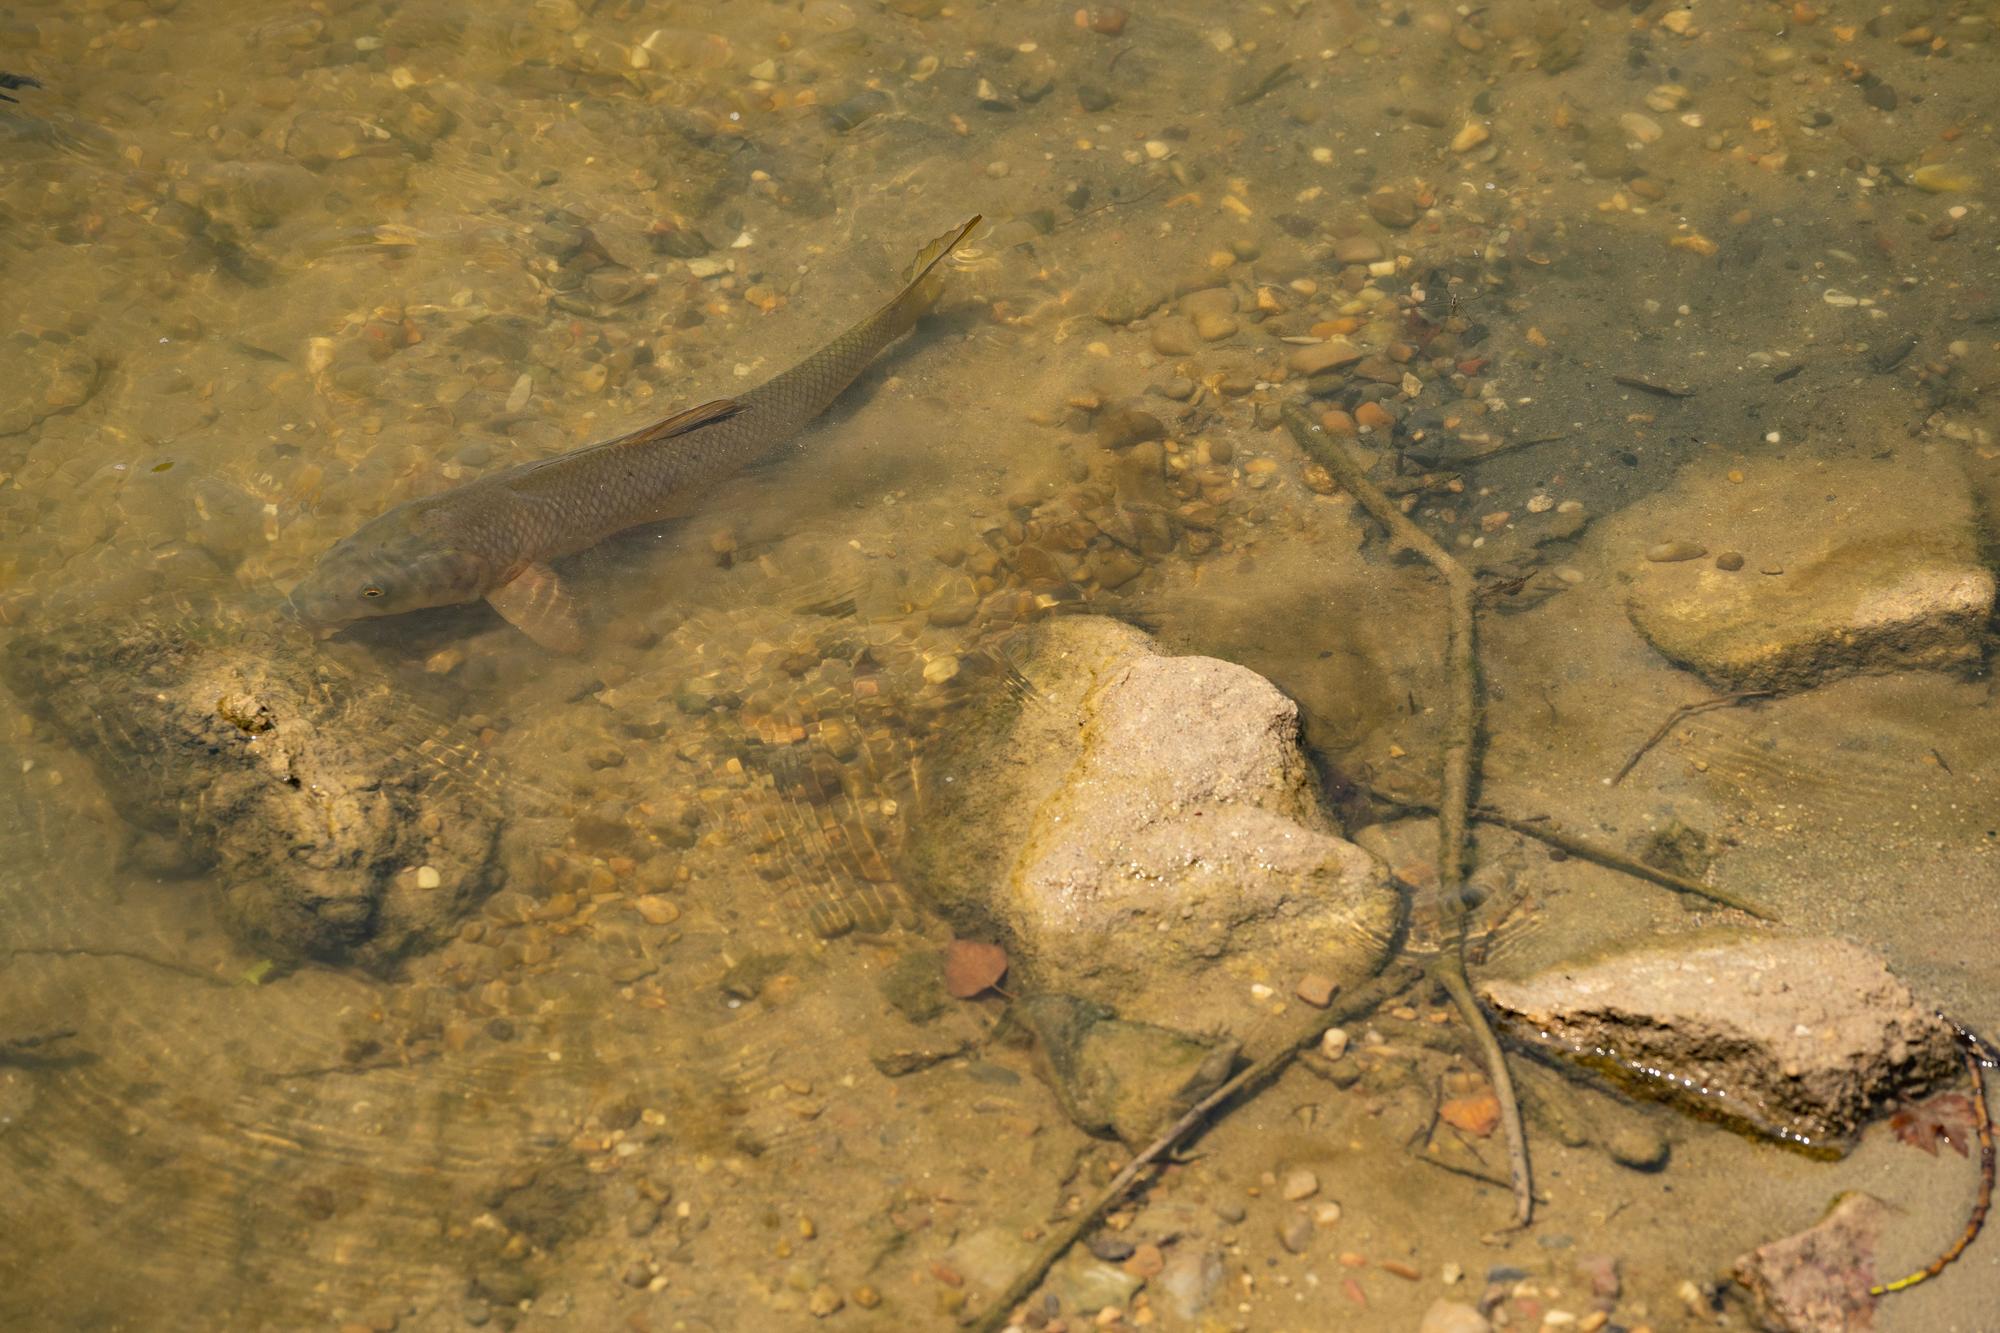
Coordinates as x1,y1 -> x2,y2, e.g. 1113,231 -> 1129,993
1889,1092 -> 1978,1158
943,939 -> 1009,999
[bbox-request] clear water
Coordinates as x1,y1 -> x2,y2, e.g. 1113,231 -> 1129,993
2,2 -> 1996,1329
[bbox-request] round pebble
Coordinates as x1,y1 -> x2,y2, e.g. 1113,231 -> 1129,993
1282,1169 -> 1320,1201
1715,551 -> 1744,571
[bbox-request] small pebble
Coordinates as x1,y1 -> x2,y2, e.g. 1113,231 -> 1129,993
807,1283 -> 844,1318
1295,973 -> 1337,1007
1319,1027 -> 1350,1059
1314,1202 -> 1343,1227
1282,1169 -> 1320,1202
1278,1212 -> 1315,1254
1644,540 -> 1706,563
1715,551 -> 1744,571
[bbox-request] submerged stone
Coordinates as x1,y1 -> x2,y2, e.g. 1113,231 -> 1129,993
1732,1192 -> 1892,1331
1623,457 -> 1995,694
1008,993 -> 1236,1145
2,597 -> 505,967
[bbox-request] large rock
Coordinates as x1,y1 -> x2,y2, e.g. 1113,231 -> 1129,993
1007,994 -> 1237,1146
907,617 -> 1399,1038
3,600 -> 504,968
1480,936 -> 1958,1151
1623,456 -> 1994,693
1732,1192 -> 1891,1331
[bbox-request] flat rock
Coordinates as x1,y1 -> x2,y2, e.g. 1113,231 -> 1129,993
1480,935 -> 1957,1151
907,616 -> 1399,1038
1623,457 -> 1995,693
1732,1192 -> 1891,1331
1419,1300 -> 1494,1333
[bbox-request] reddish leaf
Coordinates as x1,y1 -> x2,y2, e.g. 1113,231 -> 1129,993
1888,1092 -> 1979,1158
943,939 -> 1009,999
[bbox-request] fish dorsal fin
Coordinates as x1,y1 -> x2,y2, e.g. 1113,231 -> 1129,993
604,395 -> 744,451
486,562 -> 583,653
520,397 -> 746,478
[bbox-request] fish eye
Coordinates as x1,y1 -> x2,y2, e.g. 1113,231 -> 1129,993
361,586 -> 384,599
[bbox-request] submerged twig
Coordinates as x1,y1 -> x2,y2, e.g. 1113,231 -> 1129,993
1363,783 -> 1776,921
1871,1022 -> 1994,1297
969,966 -> 1419,1333
1611,690 -> 1771,786
1611,374 -> 1695,399
1284,401 -> 1533,1231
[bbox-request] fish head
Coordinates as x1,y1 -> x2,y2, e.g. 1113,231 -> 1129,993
288,506 -> 492,634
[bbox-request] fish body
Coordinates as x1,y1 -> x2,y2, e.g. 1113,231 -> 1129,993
291,216 -> 980,650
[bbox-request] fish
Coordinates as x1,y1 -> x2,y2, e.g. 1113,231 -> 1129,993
289,215 -> 981,652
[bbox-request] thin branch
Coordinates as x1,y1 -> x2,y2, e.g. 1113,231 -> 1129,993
1872,1023 -> 1995,1296
967,966 -> 1420,1333
1362,783 -> 1775,922
1284,401 -> 1532,1229
1611,690 -> 1771,786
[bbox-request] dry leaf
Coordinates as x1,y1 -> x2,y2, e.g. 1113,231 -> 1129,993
943,939 -> 1009,999
1888,1092 -> 1979,1158
1439,1092 -> 1501,1138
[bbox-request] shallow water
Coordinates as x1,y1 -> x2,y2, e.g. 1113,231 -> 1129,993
2,2 -> 1998,1330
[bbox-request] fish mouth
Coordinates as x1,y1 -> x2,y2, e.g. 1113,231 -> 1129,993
282,592 -> 348,640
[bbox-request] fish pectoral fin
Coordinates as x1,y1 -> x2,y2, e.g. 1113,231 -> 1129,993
486,564 -> 583,653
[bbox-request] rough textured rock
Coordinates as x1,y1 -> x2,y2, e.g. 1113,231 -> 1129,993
3,601 -> 505,967
907,616 -> 1399,1037
1732,1192 -> 1890,1331
1007,994 -> 1237,1145
1481,936 -> 1958,1151
1622,456 -> 1994,693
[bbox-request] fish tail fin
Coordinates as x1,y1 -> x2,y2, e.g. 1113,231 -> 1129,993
884,215 -> 981,335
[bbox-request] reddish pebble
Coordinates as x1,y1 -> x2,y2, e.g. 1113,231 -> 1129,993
1124,1243 -> 1165,1278
929,1261 -> 964,1288
1294,973 -> 1337,1007
1088,6 -> 1128,34
1457,357 -> 1488,375
1338,1251 -> 1368,1268
1354,400 -> 1396,430
1319,408 -> 1357,436
1379,1260 -> 1421,1281
1341,1277 -> 1368,1307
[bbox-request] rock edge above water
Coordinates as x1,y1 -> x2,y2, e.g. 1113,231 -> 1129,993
1481,935 -> 1958,1151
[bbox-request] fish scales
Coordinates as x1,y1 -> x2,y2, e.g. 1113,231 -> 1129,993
290,216 -> 980,651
